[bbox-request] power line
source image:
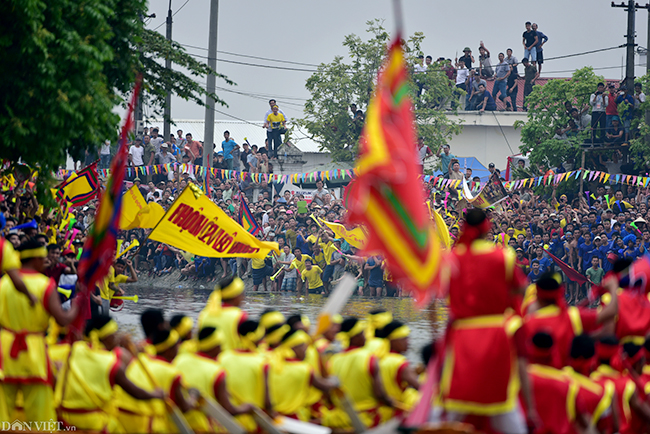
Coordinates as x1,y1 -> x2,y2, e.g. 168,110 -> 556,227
180,43 -> 322,68
151,0 -> 192,31
186,52 -> 319,72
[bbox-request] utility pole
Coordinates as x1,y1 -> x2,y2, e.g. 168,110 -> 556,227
202,0 -> 219,192
612,1 -> 639,90
163,0 -> 173,142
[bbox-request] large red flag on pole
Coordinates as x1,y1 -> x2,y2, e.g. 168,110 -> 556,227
345,38 -> 441,305
72,80 -> 141,335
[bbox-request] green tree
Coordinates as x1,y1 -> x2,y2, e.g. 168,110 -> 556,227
0,0 -> 231,175
628,73 -> 650,170
514,67 -> 603,170
297,20 -> 462,162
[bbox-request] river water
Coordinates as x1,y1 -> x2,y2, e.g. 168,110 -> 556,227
113,286 -> 447,363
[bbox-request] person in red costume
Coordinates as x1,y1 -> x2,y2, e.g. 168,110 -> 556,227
526,332 -> 590,434
440,208 -> 538,433
524,272 -> 618,368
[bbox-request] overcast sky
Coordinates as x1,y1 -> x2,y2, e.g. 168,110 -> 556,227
143,0 -> 650,124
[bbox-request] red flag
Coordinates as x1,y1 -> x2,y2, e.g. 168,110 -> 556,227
544,248 -> 588,285
345,38 -> 441,305
71,80 -> 141,336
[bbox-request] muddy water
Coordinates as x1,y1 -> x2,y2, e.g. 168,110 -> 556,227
113,286 -> 448,363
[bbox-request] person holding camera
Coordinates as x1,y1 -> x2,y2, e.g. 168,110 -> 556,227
589,82 -> 608,143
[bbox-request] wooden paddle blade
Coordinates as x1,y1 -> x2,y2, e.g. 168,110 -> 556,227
200,397 -> 246,434
336,389 -> 366,434
363,418 -> 401,434
275,416 -> 332,434
313,274 -> 356,337
252,408 -> 283,434
168,403 -> 195,434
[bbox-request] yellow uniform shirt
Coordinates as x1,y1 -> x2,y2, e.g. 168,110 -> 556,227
99,267 -> 128,301
289,255 -> 312,274
319,241 -> 336,265
1,240 -> 20,272
266,112 -> 286,130
302,266 -> 323,289
252,257 -> 267,270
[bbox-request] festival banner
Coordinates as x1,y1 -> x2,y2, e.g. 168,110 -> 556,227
428,205 -> 451,249
462,173 -> 508,209
55,161 -> 99,207
238,195 -> 261,235
346,37 -> 441,305
149,184 -> 279,259
320,218 -> 367,249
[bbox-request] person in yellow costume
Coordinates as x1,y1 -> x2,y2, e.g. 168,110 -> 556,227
313,313 -> 342,365
98,259 -> 137,315
171,314 -> 196,354
218,319 -> 271,432
301,259 -> 324,294
0,240 -> 80,422
259,309 -> 286,351
269,328 -> 337,421
365,309 -> 393,357
174,326 -> 255,432
198,276 -> 248,351
55,315 -> 164,432
375,321 -> 420,420
289,248 -> 311,294
324,317 -> 395,429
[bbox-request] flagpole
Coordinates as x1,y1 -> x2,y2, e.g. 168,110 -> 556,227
392,0 -> 404,36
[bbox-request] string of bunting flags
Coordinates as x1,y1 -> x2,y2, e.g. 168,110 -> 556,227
56,164 -> 360,185
53,164 -> 648,191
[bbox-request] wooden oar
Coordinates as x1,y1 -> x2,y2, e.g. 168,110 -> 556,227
312,273 -> 357,338
125,343 -> 194,434
334,388 -> 366,434
251,408 -> 283,434
274,416 -> 332,434
199,395 -> 246,434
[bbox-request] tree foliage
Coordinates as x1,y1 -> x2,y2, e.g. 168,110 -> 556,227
628,73 -> 650,170
297,20 -> 463,162
0,0 -> 232,176
515,67 -> 603,169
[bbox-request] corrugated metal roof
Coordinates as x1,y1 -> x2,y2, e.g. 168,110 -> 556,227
145,119 -> 322,153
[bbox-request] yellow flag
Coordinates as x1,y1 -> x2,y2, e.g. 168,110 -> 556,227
320,219 -> 367,249
430,206 -> 451,249
148,185 -> 279,258
119,186 -> 148,229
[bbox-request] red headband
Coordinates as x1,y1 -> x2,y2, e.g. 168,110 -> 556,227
570,357 -> 594,376
458,218 -> 491,246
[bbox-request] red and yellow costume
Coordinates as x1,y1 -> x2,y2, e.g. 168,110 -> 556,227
441,234 -> 527,416
591,364 -> 637,433
526,364 -> 581,434
198,278 -> 247,351
54,320 -> 123,432
173,328 -> 227,432
601,290 -> 650,342
563,366 -> 615,431
0,246 -> 57,422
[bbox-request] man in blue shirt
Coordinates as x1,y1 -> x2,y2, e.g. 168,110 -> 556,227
528,260 -> 542,283
547,232 -> 564,259
221,130 -> 239,171
578,232 -> 596,273
532,246 -> 552,273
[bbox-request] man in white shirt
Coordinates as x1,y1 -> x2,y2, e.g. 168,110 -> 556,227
146,181 -> 163,202
128,138 -> 145,167
150,127 -> 164,153
416,137 -> 433,173
99,140 -> 111,169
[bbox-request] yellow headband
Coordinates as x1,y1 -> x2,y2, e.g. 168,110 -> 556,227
154,330 -> 179,354
241,326 -> 265,351
281,329 -> 310,350
265,324 -> 291,346
337,320 -> 366,349
260,311 -> 286,330
301,315 -> 311,329
221,277 -> 245,299
20,247 -> 47,260
173,316 -> 194,338
87,320 -> 119,349
331,314 -> 343,324
197,328 -> 223,352
387,325 -> 410,341
368,312 -> 392,330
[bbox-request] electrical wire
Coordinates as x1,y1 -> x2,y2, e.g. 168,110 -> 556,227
185,52 -> 319,72
180,43 -> 322,68
151,0 -> 192,31
539,45 -> 624,62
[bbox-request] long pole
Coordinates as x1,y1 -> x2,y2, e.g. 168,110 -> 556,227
163,0 -> 173,142
646,6 -> 650,143
625,0 -> 636,91
202,0 -> 219,193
